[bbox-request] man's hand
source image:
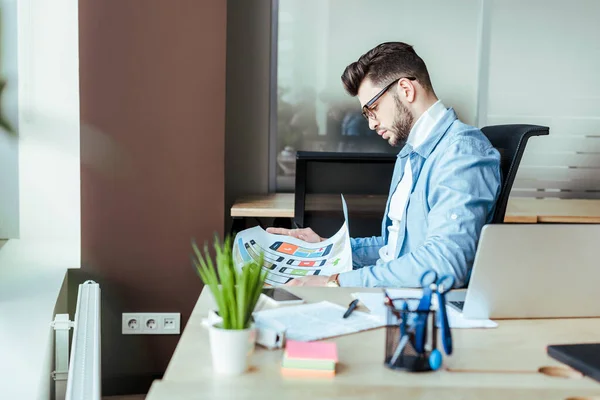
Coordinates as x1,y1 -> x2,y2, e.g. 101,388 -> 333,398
285,275 -> 330,287
265,227 -> 323,243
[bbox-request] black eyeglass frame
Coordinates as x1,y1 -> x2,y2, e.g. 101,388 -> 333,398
362,76 -> 416,120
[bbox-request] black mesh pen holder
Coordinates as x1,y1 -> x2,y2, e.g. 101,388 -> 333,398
383,297 -> 441,372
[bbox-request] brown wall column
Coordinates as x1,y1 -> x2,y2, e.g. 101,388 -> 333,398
79,0 -> 225,394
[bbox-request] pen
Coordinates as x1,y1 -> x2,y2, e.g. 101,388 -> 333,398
343,299 -> 359,319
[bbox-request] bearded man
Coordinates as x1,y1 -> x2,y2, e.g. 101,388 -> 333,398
268,42 -> 501,288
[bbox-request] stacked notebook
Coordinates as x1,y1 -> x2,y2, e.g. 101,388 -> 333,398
281,340 -> 338,378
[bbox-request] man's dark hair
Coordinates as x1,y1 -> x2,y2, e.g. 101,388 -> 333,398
341,42 -> 434,96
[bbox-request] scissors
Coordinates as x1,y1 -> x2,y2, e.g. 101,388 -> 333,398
414,270 -> 455,354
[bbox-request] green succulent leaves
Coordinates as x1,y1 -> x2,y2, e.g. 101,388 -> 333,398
192,235 -> 267,330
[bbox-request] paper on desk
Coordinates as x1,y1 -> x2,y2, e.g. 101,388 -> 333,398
351,289 -> 498,329
232,195 -> 352,287
445,305 -> 498,328
252,301 -> 385,342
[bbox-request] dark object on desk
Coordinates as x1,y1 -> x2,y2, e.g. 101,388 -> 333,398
448,300 -> 464,312
547,343 -> 600,383
480,124 -> 549,223
294,151 -> 396,238
262,288 -> 304,305
343,299 -> 359,319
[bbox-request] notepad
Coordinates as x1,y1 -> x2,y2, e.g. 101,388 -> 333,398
282,358 -> 336,370
253,301 -> 385,342
281,340 -> 338,378
285,340 -> 338,361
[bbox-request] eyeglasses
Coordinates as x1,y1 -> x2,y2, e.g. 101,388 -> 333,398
362,77 -> 416,120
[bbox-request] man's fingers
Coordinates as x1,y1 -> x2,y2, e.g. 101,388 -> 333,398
285,278 -> 301,286
266,227 -> 287,235
267,227 -> 304,238
287,229 -> 297,237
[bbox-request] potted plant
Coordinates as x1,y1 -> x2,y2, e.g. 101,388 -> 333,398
192,235 -> 267,375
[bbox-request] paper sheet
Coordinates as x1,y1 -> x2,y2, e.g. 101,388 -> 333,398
233,195 -> 352,286
252,301 -> 385,342
351,290 -> 498,329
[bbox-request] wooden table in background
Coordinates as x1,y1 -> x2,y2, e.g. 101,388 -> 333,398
231,193 -> 600,225
506,197 -> 600,223
231,194 -> 295,219
146,287 -> 600,400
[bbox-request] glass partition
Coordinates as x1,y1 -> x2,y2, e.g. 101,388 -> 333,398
274,0 -> 482,190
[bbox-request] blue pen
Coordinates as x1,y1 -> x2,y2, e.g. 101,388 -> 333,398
400,301 -> 409,336
415,270 -> 437,353
436,275 -> 455,355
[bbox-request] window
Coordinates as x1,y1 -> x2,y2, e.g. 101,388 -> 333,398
271,0 -> 482,191
0,0 -> 19,239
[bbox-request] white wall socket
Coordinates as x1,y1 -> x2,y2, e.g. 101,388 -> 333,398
122,312 -> 181,335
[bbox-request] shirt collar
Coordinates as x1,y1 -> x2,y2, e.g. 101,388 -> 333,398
406,100 -> 447,149
398,106 -> 458,159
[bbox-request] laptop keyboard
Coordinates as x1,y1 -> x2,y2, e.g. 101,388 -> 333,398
449,301 -> 465,311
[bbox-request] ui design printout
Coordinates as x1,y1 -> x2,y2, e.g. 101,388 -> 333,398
233,195 -> 352,286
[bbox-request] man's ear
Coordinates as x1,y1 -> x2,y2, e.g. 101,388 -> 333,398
397,78 -> 416,103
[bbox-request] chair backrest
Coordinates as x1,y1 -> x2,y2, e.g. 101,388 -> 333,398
480,124 -> 549,223
294,151 -> 396,237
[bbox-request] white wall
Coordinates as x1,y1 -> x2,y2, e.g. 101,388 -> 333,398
17,0 -> 80,240
486,0 -> 600,198
0,0 -> 80,398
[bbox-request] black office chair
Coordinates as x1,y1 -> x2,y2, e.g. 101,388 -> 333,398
480,124 -> 549,223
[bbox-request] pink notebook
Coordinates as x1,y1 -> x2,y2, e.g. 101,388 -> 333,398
285,340 -> 338,362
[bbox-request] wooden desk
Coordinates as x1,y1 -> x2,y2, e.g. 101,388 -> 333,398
231,194 -> 600,224
231,194 -> 295,219
147,287 -> 600,400
506,198 -> 600,223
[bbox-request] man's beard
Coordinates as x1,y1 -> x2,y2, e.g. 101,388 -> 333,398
388,93 -> 414,147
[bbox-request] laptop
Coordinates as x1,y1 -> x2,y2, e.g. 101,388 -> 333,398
448,224 -> 600,319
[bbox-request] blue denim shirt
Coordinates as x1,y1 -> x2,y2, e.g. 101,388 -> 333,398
337,108 -> 501,288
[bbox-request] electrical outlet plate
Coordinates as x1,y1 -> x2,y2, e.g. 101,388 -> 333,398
122,313 -> 181,335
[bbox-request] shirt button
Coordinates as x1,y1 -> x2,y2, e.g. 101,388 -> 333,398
451,214 -> 458,220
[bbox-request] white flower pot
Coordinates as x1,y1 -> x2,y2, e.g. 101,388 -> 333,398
208,322 -> 256,375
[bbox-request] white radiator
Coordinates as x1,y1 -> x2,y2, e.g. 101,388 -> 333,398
53,280 -> 101,400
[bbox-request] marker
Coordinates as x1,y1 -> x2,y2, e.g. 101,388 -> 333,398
343,299 -> 360,319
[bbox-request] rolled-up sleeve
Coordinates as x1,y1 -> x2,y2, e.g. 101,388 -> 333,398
339,138 -> 501,288
350,236 -> 383,267
338,236 -> 384,287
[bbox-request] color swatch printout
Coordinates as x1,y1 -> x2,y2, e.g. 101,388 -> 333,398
233,195 -> 352,286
